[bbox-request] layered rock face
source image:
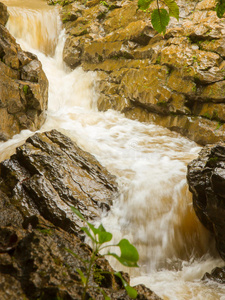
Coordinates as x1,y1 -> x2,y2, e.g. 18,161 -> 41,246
0,129 -> 118,232
0,2 -> 48,141
59,0 -> 225,145
0,129 -> 161,299
187,144 -> 225,260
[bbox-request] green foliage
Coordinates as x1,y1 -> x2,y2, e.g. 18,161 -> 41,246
67,207 -> 139,300
137,0 -> 177,34
216,121 -> 222,130
137,0 -> 224,35
138,0 -> 154,11
164,0 -> 179,20
151,9 -> 169,34
216,0 -> 225,18
100,1 -> 109,7
23,85 -> 29,95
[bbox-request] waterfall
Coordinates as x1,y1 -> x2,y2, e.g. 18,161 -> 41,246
1,0 -> 225,299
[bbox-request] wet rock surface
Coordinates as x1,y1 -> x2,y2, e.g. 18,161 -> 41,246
58,0 -> 225,145
202,266 -> 225,284
0,2 -> 9,26
187,144 -> 225,260
0,3 -> 48,141
0,129 -> 118,233
0,129 -> 161,299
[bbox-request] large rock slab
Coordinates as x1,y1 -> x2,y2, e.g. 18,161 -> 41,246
0,2 -> 48,141
0,129 -> 161,299
187,144 -> 225,260
0,129 -> 118,233
59,0 -> 225,145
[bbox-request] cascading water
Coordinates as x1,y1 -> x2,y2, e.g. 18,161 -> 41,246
1,1 -> 225,299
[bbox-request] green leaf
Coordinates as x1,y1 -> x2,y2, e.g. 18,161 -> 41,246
151,8 -> 170,34
81,226 -> 95,242
71,206 -> 85,221
65,248 -> 88,264
65,247 -> 79,258
98,231 -> 113,244
216,0 -> 225,18
107,253 -> 139,267
117,239 -> 139,264
137,0 -> 154,11
76,268 -> 87,286
100,288 -> 111,300
97,224 -> 113,244
164,0 -> 179,20
107,239 -> 139,267
114,272 -> 137,299
87,222 -> 99,235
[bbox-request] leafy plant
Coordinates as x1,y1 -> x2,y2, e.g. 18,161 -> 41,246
138,0 -> 179,34
216,0 -> 225,18
66,207 -> 139,300
23,85 -> 29,95
138,0 -> 225,35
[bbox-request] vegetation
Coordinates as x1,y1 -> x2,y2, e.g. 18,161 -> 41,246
66,207 -> 139,300
23,85 -> 29,95
138,0 -> 225,34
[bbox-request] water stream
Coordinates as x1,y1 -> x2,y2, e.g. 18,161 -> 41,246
1,1 -> 225,299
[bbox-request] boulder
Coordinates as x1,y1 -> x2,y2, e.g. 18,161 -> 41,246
0,130 -> 118,232
0,129 -> 161,299
59,0 -> 225,145
0,3 -> 48,141
187,144 -> 225,260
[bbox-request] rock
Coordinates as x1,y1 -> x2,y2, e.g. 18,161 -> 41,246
58,0 -> 225,145
0,4 -> 48,141
0,130 -> 118,233
0,129 -> 160,299
202,266 -> 225,284
187,144 -> 225,260
0,2 -> 9,26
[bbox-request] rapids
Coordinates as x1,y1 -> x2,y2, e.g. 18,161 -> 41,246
1,0 -> 225,299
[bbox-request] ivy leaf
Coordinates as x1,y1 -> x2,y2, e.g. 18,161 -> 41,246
137,0 -> 154,11
114,272 -> 138,299
216,0 -> 225,18
107,239 -> 139,267
151,8 -> 170,34
164,0 -> 179,20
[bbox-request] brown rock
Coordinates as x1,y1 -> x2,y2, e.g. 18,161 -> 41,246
0,2 -> 9,26
0,8 -> 48,141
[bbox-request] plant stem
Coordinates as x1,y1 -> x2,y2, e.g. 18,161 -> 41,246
82,250 -> 97,300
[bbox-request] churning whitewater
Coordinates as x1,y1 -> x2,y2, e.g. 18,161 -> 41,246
1,0 -> 225,299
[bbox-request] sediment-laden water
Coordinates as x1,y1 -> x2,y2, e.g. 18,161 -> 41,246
1,1 -> 225,299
